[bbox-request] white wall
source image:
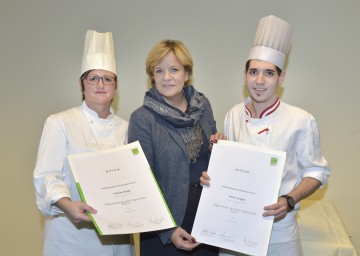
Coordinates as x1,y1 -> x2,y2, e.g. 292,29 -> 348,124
1,0 -> 359,254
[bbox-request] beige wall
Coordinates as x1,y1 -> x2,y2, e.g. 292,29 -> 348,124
1,0 -> 359,254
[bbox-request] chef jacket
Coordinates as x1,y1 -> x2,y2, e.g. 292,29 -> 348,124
33,101 -> 133,256
223,97 -> 330,246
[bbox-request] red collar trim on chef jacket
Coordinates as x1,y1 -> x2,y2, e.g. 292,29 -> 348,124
245,105 -> 252,118
260,98 -> 280,118
245,98 -> 280,119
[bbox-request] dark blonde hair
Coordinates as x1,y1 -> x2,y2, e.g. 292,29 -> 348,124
145,39 -> 193,86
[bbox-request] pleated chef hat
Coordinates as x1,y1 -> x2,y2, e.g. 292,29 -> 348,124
81,30 -> 117,75
247,15 -> 292,70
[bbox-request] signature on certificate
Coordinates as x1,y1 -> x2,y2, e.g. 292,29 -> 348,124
128,220 -> 144,228
149,216 -> 165,224
243,236 -> 259,247
220,230 -> 236,243
200,226 -> 217,237
107,222 -> 124,230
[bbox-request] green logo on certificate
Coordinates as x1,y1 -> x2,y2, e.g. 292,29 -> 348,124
132,148 -> 139,155
270,157 -> 278,166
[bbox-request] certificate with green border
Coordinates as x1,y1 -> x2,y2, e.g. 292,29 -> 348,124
68,141 -> 176,235
192,140 -> 286,255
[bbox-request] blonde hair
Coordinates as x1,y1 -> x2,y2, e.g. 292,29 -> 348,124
145,39 -> 193,86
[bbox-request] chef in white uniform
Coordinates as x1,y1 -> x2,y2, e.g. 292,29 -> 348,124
202,15 -> 331,256
33,30 -> 134,256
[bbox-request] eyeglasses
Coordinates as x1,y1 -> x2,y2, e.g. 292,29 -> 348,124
84,76 -> 116,85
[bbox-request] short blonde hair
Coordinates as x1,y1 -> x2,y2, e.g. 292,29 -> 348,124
145,39 -> 193,86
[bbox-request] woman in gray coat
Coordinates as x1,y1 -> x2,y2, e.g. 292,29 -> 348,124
128,39 -> 221,255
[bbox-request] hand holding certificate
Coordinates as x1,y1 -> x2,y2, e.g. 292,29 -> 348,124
67,141 -> 176,235
192,140 -> 286,256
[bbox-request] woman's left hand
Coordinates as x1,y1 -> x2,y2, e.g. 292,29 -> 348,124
209,132 -> 226,150
199,171 -> 211,187
170,227 -> 200,251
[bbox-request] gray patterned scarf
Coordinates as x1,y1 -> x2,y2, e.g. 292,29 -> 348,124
144,85 -> 205,163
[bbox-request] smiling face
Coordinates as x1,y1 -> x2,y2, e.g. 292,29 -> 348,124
82,69 -> 117,109
245,59 -> 285,109
153,51 -> 189,106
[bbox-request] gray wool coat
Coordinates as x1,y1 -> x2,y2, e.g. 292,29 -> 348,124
128,96 -> 217,245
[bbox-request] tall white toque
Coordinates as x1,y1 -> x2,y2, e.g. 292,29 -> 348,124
81,30 -> 117,75
247,15 -> 292,70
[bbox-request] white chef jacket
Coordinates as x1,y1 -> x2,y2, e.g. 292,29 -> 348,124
220,97 -> 330,256
33,101 -> 134,256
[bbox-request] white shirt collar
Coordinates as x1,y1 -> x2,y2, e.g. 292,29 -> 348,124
81,101 -> 114,120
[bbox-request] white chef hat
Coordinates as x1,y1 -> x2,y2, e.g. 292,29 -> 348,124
81,30 -> 117,75
247,15 -> 292,70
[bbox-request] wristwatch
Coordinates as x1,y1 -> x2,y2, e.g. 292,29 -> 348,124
280,194 -> 295,212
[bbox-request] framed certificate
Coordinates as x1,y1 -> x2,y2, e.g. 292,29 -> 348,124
192,140 -> 286,255
68,141 -> 176,235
